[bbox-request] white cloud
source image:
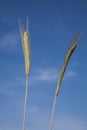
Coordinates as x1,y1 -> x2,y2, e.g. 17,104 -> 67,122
0,68 -> 77,96
53,114 -> 87,130
0,127 -> 19,130
0,76 -> 25,96
0,104 -> 87,130
0,68 -> 85,130
27,106 -> 87,130
24,105 -> 87,130
65,70 -> 76,78
0,31 -> 19,50
31,68 -> 58,81
30,68 -> 76,84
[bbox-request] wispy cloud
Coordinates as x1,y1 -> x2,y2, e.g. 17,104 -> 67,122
0,68 -> 77,96
31,68 -> 58,81
0,68 -> 58,96
0,31 -> 19,51
0,68 -> 85,130
0,76 -> 25,96
29,106 -> 87,130
0,127 -> 19,130
23,105 -> 87,130
0,103 -> 86,130
54,113 -> 87,130
30,68 -> 76,83
65,70 -> 76,78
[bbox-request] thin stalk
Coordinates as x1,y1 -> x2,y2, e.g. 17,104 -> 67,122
49,95 -> 57,130
22,75 -> 29,130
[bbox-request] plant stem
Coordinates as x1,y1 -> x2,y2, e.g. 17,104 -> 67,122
49,95 -> 57,130
22,75 -> 29,130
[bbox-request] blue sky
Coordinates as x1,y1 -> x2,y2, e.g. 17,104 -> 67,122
0,0 -> 87,130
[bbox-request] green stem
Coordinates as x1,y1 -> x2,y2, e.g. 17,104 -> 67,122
22,75 -> 29,130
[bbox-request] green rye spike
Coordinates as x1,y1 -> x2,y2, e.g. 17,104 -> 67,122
55,32 -> 82,96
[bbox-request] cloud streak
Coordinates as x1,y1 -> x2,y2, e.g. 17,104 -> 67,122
0,68 -> 77,96
64,70 -> 76,79
0,31 -> 20,51
28,106 -> 87,130
30,68 -> 76,83
31,68 -> 58,81
52,113 -> 87,130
